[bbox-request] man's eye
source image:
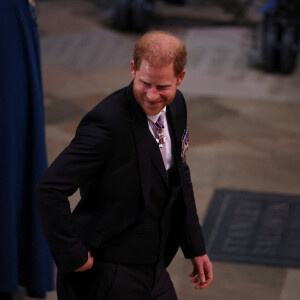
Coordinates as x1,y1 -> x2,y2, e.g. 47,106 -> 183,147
157,86 -> 167,90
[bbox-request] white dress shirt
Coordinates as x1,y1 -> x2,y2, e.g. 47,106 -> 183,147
147,107 -> 173,170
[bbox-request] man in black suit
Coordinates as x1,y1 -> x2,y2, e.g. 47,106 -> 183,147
36,31 -> 213,299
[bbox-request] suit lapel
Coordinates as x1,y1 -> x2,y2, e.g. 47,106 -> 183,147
130,119 -> 152,210
167,101 -> 182,160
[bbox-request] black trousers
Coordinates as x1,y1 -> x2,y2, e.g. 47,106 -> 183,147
57,261 -> 178,300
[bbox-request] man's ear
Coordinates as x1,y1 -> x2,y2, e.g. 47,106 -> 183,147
177,69 -> 186,86
131,60 -> 135,79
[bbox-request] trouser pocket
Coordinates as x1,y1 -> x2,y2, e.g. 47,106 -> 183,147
56,260 -> 118,300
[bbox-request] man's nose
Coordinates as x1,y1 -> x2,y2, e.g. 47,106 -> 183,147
147,86 -> 159,101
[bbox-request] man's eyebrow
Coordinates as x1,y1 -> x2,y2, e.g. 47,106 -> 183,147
157,83 -> 172,88
139,79 -> 171,87
140,79 -> 150,84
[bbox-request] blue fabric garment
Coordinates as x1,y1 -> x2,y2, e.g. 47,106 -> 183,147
0,0 -> 54,296
256,0 -> 278,15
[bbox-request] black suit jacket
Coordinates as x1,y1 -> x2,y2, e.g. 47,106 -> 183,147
36,83 -> 206,273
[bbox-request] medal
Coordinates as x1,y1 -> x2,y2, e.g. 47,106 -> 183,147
154,121 -> 165,148
181,128 -> 189,162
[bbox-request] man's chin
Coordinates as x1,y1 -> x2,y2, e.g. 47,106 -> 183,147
136,98 -> 164,115
144,108 -> 161,116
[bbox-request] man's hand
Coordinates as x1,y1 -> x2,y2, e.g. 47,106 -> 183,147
189,254 -> 213,290
74,251 -> 94,272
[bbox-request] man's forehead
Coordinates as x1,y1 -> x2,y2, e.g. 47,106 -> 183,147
139,59 -> 174,68
135,60 -> 176,78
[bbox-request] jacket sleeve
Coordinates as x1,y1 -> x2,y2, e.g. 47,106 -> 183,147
180,161 -> 207,258
176,91 -> 207,258
35,108 -> 112,273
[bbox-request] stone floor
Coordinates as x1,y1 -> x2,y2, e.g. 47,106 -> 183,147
33,0 -> 300,299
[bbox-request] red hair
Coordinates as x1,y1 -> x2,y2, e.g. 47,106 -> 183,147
133,31 -> 187,77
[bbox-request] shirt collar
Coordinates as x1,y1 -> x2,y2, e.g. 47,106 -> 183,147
147,107 -> 166,124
